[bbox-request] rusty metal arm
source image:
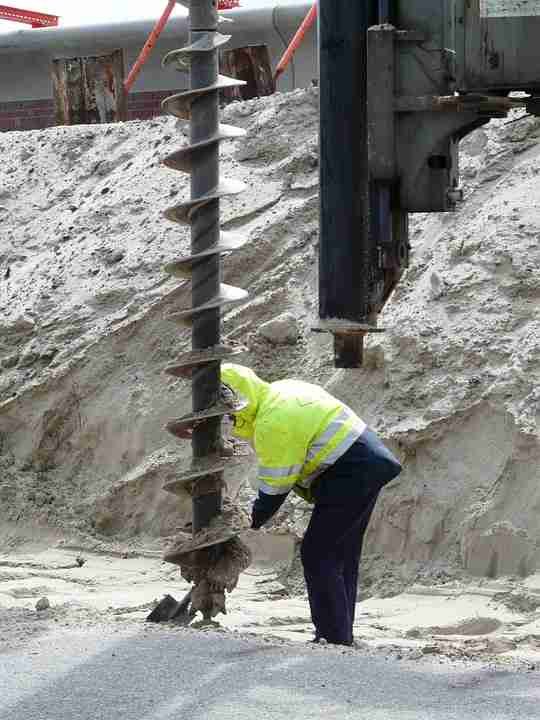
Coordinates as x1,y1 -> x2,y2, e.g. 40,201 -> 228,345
273,3 -> 317,84
274,3 -> 317,84
0,4 -> 58,27
394,94 -> 525,114
124,0 -> 177,92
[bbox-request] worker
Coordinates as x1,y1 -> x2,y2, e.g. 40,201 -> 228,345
221,363 -> 402,646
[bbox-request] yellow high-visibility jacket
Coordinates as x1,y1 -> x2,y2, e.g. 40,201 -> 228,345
221,363 -> 366,503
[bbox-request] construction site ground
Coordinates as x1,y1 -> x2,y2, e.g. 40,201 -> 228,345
2,623 -> 540,720
1,538 -> 540,671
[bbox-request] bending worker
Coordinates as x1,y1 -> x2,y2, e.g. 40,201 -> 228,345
221,363 -> 402,646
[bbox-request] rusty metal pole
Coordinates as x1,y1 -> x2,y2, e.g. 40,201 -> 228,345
124,0 -> 177,93
274,3 -> 317,85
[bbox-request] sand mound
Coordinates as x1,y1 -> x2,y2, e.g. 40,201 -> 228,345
2,87 -> 540,590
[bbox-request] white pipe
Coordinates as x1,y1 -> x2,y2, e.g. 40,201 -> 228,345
0,3 -> 312,54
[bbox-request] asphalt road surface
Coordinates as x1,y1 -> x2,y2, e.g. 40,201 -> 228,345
1,627 -> 539,720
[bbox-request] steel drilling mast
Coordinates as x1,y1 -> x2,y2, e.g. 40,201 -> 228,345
319,0 -> 540,367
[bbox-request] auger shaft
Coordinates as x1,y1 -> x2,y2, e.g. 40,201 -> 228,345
190,1 -> 223,535
149,1 -> 251,626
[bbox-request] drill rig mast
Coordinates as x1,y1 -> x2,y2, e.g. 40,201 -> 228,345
318,0 -> 540,367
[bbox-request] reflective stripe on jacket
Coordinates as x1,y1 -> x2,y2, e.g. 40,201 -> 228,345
221,363 -> 367,503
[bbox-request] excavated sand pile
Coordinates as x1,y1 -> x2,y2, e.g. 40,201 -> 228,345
1,87 -> 540,593
352,112 -> 540,593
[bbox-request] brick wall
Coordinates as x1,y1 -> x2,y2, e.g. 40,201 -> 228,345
0,99 -> 56,131
0,89 -> 177,132
127,89 -> 177,121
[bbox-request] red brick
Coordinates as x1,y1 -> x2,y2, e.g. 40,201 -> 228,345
0,90 -> 177,132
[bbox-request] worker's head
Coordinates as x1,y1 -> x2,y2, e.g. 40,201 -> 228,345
221,363 -> 268,440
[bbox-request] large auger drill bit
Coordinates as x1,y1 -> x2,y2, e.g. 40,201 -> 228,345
148,0 -> 251,624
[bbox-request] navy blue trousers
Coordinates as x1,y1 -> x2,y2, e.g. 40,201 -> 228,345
300,428 -> 402,645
